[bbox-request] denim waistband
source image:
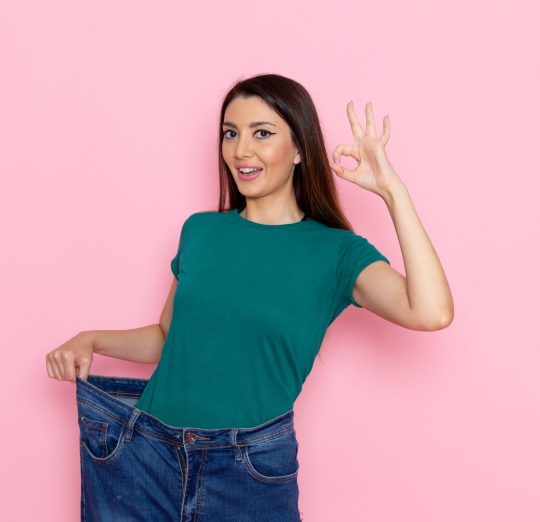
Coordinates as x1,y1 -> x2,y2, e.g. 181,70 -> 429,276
75,374 -> 295,449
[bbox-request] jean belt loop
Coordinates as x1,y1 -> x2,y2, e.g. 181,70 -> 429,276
124,408 -> 142,442
230,428 -> 242,461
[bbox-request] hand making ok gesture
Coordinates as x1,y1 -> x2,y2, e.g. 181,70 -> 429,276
330,101 -> 403,199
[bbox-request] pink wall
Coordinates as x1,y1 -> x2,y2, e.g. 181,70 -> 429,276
1,0 -> 539,520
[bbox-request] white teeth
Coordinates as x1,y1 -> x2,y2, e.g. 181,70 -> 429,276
239,168 -> 262,174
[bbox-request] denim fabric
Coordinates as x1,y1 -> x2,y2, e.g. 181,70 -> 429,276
76,375 -> 302,521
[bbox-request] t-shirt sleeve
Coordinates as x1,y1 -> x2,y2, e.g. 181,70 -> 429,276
335,231 -> 391,309
170,219 -> 189,281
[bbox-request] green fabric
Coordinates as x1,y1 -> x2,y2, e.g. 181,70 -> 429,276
134,209 -> 390,428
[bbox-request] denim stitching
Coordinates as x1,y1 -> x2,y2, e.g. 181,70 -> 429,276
78,395 -> 295,448
78,397 -> 127,424
101,423 -> 109,456
241,444 -> 299,484
79,423 -> 129,465
174,445 -> 186,520
180,444 -> 190,522
80,445 -> 86,521
194,449 -> 207,521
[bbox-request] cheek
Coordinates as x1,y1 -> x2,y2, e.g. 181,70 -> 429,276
259,141 -> 293,167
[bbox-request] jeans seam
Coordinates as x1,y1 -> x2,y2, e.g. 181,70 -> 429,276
241,444 -> 299,484
80,445 -> 85,521
78,397 -> 127,425
78,396 -> 296,448
194,449 -> 208,521
240,425 -> 295,446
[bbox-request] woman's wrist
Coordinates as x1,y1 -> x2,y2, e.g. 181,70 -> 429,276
78,330 -> 97,352
379,180 -> 409,208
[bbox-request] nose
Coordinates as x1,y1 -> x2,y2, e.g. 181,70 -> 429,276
234,134 -> 253,159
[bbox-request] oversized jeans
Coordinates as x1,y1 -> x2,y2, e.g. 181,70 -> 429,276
76,375 -> 302,521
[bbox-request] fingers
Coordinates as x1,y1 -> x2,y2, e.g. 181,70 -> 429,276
332,143 -> 359,165
349,100 -> 388,140
63,351 -> 77,382
77,355 -> 92,382
365,101 -> 376,136
329,159 -> 357,183
331,142 -> 361,182
45,350 -> 78,382
53,350 -> 67,379
46,333 -> 94,383
340,100 -> 391,152
346,101 -> 365,139
379,115 -> 390,145
46,354 -> 61,380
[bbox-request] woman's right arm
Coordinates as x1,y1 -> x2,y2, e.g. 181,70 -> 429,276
46,278 -> 178,382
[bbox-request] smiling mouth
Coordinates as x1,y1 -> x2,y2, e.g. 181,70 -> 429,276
237,168 -> 263,175
237,168 -> 264,179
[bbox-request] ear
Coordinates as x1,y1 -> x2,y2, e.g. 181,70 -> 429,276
294,151 -> 301,165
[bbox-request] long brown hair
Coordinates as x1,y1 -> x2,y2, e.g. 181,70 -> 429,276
216,73 -> 354,232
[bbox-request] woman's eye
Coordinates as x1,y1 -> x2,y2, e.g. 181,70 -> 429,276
254,129 -> 273,138
222,129 -> 274,139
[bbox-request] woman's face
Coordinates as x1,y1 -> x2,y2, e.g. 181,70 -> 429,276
221,95 -> 301,199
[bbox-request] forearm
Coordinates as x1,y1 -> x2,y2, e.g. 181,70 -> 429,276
81,324 -> 166,364
382,182 -> 454,327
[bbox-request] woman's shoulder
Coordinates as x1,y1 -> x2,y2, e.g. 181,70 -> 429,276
179,209 -> 232,232
183,209 -> 225,223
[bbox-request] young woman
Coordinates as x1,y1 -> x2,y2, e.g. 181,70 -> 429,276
46,73 -> 453,521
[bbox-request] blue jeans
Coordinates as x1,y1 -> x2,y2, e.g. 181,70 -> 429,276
76,375 -> 302,521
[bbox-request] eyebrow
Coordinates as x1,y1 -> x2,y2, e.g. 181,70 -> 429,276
222,120 -> 277,129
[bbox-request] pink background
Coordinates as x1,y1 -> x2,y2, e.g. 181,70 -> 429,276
1,0 -> 539,520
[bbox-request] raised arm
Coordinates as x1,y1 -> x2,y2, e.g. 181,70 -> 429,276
331,100 -> 453,331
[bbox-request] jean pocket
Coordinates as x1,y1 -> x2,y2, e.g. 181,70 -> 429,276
78,404 -> 127,463
241,428 -> 299,484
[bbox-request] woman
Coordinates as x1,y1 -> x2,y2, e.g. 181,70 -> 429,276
46,73 -> 453,521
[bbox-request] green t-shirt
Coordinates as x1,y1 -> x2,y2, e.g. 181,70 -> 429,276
134,209 -> 390,428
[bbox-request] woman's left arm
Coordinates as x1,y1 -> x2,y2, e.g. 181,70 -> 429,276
331,101 -> 454,331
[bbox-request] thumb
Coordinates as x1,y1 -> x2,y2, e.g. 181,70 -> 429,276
331,161 -> 357,184
76,359 -> 91,382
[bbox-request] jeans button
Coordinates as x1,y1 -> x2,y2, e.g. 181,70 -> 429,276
185,432 -> 196,443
